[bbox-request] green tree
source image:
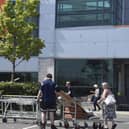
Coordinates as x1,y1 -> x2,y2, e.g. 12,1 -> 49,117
0,0 -> 45,82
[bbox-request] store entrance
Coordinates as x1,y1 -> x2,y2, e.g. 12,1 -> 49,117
114,60 -> 129,109
125,64 -> 129,97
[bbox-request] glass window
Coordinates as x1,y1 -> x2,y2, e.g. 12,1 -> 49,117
55,59 -> 113,86
56,0 -> 122,27
114,0 -> 122,25
85,1 -> 97,10
98,1 -> 104,9
104,0 -> 111,8
55,59 -> 113,96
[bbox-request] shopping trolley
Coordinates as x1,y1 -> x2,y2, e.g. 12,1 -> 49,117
0,95 -> 37,123
90,102 -> 117,129
57,91 -> 96,129
80,95 -> 105,129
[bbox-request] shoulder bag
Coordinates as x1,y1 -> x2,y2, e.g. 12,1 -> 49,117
104,94 -> 116,105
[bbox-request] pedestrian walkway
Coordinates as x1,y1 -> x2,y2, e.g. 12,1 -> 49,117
0,110 -> 129,129
0,117 -> 129,129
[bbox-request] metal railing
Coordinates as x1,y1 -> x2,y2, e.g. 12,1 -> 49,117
0,95 -> 38,122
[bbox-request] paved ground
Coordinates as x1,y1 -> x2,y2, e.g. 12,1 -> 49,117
94,111 -> 129,129
0,111 -> 129,129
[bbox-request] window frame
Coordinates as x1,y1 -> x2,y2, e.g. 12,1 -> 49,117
55,0 -> 122,27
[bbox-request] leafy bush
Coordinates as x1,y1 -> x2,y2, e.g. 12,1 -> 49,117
0,82 -> 39,95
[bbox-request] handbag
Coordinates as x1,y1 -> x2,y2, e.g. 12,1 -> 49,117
104,94 -> 116,105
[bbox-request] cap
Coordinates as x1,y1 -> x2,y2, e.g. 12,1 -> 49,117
93,84 -> 98,88
66,81 -> 71,84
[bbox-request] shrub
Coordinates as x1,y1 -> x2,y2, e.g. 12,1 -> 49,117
0,82 -> 39,95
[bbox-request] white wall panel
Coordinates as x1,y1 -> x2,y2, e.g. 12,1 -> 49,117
108,43 -> 129,58
39,14 -> 55,30
39,0 -> 56,58
55,42 -> 108,58
40,30 -> 55,43
40,44 -> 56,57
55,27 -> 129,58
40,0 -> 55,15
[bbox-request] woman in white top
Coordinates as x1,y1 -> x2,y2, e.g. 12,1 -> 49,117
98,82 -> 117,129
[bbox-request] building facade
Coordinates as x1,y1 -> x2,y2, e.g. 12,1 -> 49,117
1,0 -> 129,103
38,0 -> 129,107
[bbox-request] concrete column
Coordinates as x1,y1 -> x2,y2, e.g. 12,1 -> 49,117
38,58 -> 55,82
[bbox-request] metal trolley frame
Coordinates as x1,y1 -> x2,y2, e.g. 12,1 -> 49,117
57,91 -> 97,129
57,91 -> 104,129
0,95 -> 37,123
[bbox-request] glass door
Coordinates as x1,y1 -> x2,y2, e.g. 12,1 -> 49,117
114,63 -> 125,96
125,64 -> 129,97
114,61 -> 129,107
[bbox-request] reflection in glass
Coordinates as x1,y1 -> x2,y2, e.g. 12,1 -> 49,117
56,0 -> 122,27
55,59 -> 113,87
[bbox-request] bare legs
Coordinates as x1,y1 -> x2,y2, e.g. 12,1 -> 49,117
103,118 -> 117,129
41,112 -> 47,124
41,111 -> 57,129
49,112 -> 54,125
103,118 -> 108,128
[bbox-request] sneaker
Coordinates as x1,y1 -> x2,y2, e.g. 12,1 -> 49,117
51,124 -> 57,129
112,124 -> 117,129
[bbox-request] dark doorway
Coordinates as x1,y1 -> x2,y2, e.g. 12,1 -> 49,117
114,60 -> 129,110
125,64 -> 129,97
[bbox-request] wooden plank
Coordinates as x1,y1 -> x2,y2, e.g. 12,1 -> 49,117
57,90 -> 92,119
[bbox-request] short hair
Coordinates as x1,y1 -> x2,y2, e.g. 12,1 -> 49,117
46,73 -> 52,79
101,82 -> 110,89
66,81 -> 71,84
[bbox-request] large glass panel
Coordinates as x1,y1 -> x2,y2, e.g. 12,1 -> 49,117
56,0 -> 120,27
55,59 -> 113,96
104,13 -> 113,24
98,1 -> 104,10
85,1 -> 97,10
97,13 -> 103,21
57,14 -> 98,26
104,0 -> 111,8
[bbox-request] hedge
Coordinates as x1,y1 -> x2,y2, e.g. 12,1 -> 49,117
0,82 -> 39,95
